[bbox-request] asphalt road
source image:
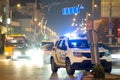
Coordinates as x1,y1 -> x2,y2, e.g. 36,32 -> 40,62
0,55 -> 120,80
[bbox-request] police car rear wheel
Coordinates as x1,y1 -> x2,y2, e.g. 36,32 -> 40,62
66,59 -> 75,75
50,58 -> 58,73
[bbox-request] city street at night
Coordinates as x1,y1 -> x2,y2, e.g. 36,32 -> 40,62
0,55 -> 80,80
0,0 -> 120,80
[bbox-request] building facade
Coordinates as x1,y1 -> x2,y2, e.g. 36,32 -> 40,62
101,0 -> 120,18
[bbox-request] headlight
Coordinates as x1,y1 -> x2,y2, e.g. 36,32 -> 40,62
73,52 -> 82,57
13,51 -> 21,55
111,54 -> 120,59
25,50 -> 34,56
5,52 -> 9,56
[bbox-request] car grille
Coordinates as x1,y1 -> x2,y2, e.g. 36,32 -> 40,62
82,52 -> 105,58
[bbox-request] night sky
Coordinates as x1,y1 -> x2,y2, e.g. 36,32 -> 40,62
10,0 -> 100,36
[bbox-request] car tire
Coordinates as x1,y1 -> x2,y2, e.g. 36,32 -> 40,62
104,66 -> 112,73
65,58 -> 75,75
85,69 -> 90,72
6,56 -> 11,59
50,57 -> 58,73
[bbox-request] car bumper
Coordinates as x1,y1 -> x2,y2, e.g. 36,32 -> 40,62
12,55 -> 32,60
72,59 -> 112,70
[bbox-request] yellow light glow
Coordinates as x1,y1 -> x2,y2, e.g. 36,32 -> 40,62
17,4 -> 21,7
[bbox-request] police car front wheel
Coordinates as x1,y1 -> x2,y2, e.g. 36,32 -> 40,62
104,66 -> 112,73
50,57 -> 58,73
65,59 -> 75,75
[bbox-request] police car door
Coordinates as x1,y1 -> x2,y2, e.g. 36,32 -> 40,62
55,40 -> 62,63
59,40 -> 67,63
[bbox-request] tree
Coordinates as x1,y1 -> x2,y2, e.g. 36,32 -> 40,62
97,18 -> 109,43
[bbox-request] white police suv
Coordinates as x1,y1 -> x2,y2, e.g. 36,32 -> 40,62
50,36 -> 112,75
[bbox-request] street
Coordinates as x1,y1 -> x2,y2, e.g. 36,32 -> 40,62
0,54 -> 120,80
0,55 -> 78,80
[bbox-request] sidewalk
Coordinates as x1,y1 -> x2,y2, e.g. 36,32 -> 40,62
81,72 -> 120,80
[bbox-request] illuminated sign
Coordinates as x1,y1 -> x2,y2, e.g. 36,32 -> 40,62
62,5 -> 84,15
62,6 -> 81,15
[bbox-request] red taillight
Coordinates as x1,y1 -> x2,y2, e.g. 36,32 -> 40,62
118,27 -> 120,37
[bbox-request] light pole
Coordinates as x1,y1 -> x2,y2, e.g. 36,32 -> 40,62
90,0 -> 100,65
44,1 -> 71,26
9,3 -> 21,34
108,0 -> 112,45
33,0 -> 38,46
6,0 -> 10,34
44,2 -> 62,26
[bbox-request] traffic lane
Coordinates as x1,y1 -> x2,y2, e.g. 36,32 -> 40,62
0,55 -> 120,80
0,60 -> 52,80
0,56 -> 80,80
1,60 -> 120,80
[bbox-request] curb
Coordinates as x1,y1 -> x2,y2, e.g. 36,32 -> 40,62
81,72 -> 120,80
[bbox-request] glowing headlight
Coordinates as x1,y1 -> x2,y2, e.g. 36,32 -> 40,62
25,50 -> 34,56
73,52 -> 82,57
5,52 -> 9,55
13,51 -> 21,55
111,54 -> 120,59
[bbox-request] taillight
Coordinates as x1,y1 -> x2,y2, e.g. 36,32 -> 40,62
73,52 -> 82,57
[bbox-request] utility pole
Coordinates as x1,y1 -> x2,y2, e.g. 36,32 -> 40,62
108,0 -> 112,45
6,0 -> 10,34
33,0 -> 37,46
90,0 -> 100,65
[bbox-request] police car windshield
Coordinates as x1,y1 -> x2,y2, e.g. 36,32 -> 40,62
68,39 -> 90,48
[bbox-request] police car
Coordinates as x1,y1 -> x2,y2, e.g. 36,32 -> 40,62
50,35 -> 112,75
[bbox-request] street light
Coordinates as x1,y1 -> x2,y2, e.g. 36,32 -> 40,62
6,0 -> 10,34
44,1 -> 71,25
73,18 -> 76,22
33,0 -> 38,46
17,4 -> 21,7
9,3 -> 21,34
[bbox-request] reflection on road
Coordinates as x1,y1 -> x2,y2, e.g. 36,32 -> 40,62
0,55 -> 120,80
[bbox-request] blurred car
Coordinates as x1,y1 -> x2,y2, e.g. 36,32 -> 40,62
111,50 -> 120,65
11,45 -> 33,60
40,40 -> 54,64
41,44 -> 53,54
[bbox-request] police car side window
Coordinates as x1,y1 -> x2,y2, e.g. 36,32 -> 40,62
59,40 -> 67,50
55,41 -> 59,47
58,40 -> 63,49
56,40 -> 62,49
62,41 -> 67,50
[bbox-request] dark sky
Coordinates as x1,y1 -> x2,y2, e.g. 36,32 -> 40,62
10,0 -> 100,36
